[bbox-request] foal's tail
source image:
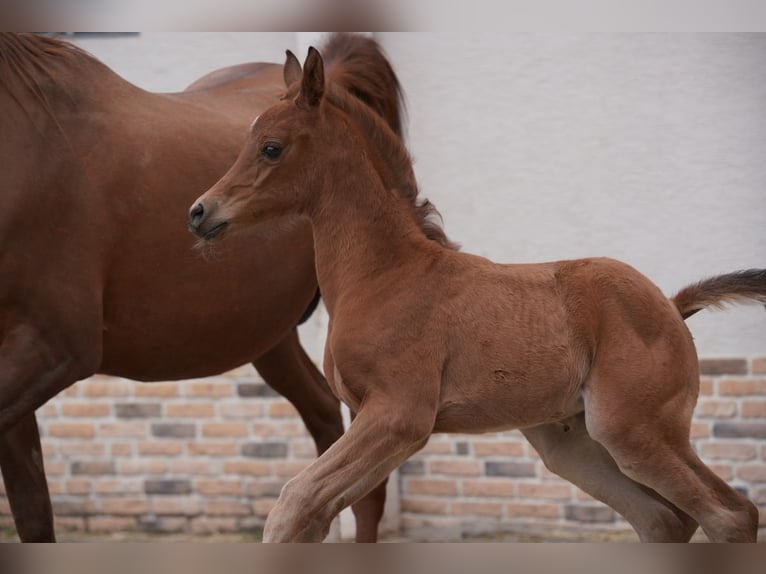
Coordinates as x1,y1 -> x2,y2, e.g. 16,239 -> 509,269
671,269 -> 766,320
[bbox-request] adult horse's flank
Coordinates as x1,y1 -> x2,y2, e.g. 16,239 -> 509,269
0,33 -> 404,542
190,47 -> 766,542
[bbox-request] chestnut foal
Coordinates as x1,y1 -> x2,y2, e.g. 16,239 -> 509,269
190,48 -> 765,542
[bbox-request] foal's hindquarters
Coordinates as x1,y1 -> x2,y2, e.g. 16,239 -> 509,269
569,260 -> 758,542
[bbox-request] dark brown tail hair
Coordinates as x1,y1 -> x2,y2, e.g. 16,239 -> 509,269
672,269 -> 766,319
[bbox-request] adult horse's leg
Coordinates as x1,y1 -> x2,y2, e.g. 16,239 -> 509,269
252,331 -> 390,542
0,412 -> 56,542
252,329 -> 344,454
0,318 -> 101,542
523,413 -> 698,542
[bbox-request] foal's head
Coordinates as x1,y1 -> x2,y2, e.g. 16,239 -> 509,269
189,48 -> 342,240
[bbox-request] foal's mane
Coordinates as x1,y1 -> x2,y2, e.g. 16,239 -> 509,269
324,85 -> 457,251
316,35 -> 457,250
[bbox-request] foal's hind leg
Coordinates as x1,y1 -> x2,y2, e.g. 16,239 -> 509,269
0,412 -> 56,542
584,344 -> 758,542
252,330 -> 389,542
523,413 -> 698,542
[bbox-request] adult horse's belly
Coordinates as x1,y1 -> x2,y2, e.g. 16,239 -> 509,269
98,219 -> 317,381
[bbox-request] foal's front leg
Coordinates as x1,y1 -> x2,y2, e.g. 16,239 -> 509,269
263,394 -> 436,542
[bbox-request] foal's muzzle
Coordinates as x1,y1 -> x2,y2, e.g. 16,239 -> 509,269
188,202 -> 228,240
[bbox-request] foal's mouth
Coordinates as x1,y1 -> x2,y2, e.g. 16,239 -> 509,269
192,220 -> 229,241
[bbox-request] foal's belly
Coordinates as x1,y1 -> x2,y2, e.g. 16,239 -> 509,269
433,381 -> 585,434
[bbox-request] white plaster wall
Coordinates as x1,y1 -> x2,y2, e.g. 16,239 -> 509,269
377,33 -> 766,357
69,32 -> 294,92
70,33 -> 766,359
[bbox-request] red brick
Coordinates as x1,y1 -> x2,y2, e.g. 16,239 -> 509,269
71,460 -> 115,475
87,516 -> 136,533
517,482 -> 573,500
699,359 -> 747,376
699,442 -> 757,461
223,461 -> 271,476
101,498 -> 150,515
152,496 -> 201,516
418,440 -> 455,455
166,403 -> 215,417
53,499 -> 98,516
219,402 -> 265,418
186,381 -> 233,398
135,383 -> 179,397
751,358 -> 766,374
44,461 -> 67,476
253,499 -> 277,518
245,481 -> 286,498
81,379 -> 131,397
205,499 -> 252,516
695,399 -> 738,418
719,379 -> 766,396
62,480 -> 91,496
195,479 -> 243,496
118,460 -> 168,475
37,403 -> 59,418
699,378 -> 714,396
252,422 -> 306,438
202,422 -> 248,438
187,442 -> 238,456
93,478 -> 143,495
429,459 -> 482,476
98,422 -> 148,438
190,517 -> 238,534
58,441 -> 105,456
47,480 -> 63,495
473,440 -> 526,457
170,460 -> 220,475
462,479 -> 516,498
690,422 -> 710,440
138,442 -> 184,456
405,478 -> 458,496
506,502 -> 560,519
452,501 -> 503,518
742,400 -> 766,418
737,465 -> 766,482
401,497 -> 450,515
111,443 -> 133,456
48,422 -> 95,439
709,464 -> 734,481
268,402 -> 300,418
274,461 -> 309,478
61,403 -> 111,417
54,516 -> 86,532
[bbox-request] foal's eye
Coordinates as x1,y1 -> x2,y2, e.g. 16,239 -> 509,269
261,143 -> 283,160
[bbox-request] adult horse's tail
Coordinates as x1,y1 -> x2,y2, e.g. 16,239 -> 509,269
672,269 -> 766,319
320,33 -> 406,139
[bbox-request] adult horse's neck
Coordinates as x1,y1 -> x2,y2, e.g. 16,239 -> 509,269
308,139 -> 438,317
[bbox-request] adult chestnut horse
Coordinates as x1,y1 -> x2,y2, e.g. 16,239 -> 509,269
190,47 -> 766,542
0,33 -> 405,542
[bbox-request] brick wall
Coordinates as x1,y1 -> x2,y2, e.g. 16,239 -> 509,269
0,357 -> 764,541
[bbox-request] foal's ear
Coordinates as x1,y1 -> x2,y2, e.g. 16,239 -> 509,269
297,46 -> 324,108
283,50 -> 302,87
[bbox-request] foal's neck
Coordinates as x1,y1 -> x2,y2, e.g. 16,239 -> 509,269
309,156 -> 434,316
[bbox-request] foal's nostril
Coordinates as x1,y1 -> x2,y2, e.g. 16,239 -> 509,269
189,202 -> 205,228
